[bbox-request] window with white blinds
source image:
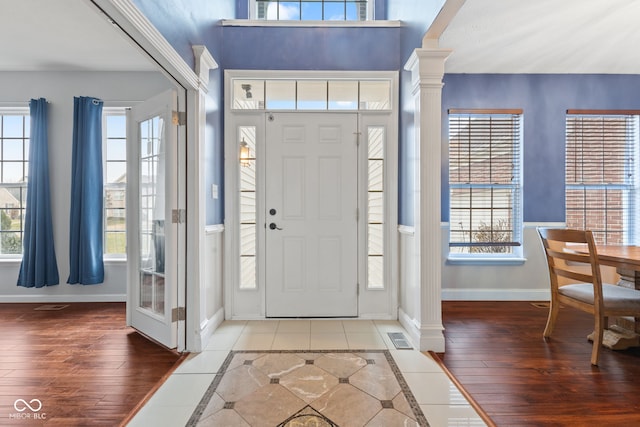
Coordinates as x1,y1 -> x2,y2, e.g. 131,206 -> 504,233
448,109 -> 523,255
565,111 -> 639,245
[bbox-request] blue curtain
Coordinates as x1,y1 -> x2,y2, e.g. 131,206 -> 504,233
17,98 -> 60,288
68,97 -> 104,285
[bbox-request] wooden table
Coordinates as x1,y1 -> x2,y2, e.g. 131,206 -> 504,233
595,245 -> 640,274
594,245 -> 640,349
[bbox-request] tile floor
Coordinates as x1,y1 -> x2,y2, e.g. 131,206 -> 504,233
127,320 -> 486,426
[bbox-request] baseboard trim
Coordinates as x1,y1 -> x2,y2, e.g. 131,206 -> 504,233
442,288 -> 550,301
196,307 -> 225,352
0,294 -> 126,303
398,308 -> 445,352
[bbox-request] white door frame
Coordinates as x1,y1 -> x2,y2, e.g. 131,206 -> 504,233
224,70 -> 398,320
92,0 -> 212,351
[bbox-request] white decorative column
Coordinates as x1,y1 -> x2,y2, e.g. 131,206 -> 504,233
404,48 -> 451,352
186,45 -> 218,351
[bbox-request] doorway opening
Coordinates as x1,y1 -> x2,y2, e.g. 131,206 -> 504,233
224,71 -> 398,319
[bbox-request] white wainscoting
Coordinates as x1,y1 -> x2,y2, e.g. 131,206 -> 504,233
198,225 -> 225,351
441,223 -> 562,301
398,223 -> 582,304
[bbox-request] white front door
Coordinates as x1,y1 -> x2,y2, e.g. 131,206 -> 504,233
265,113 -> 358,317
126,90 -> 180,348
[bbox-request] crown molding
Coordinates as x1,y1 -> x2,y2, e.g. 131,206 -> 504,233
90,0 -> 199,90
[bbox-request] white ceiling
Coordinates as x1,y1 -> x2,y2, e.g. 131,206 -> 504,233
0,0 -> 155,72
439,0 -> 640,74
2,0 -> 638,75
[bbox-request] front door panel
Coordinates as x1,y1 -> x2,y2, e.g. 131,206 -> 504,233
265,113 -> 358,317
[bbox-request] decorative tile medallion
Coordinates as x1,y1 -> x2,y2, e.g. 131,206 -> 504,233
186,350 -> 429,427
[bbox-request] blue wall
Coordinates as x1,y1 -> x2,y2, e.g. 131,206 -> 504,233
132,0 -> 444,225
221,26 -> 401,70
132,0 -> 233,225
436,73 -> 640,225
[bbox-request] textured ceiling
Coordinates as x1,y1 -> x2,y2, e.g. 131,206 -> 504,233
438,0 -> 640,74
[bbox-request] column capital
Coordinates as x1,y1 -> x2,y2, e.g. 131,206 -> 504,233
404,48 -> 452,90
192,45 -> 218,90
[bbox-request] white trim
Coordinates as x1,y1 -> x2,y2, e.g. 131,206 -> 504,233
398,225 -> 415,236
205,224 -> 225,235
442,288 -> 551,301
0,294 -> 127,303
225,70 -> 399,319
446,255 -> 527,265
91,0 -> 199,90
222,19 -> 401,28
192,45 -> 218,89
196,307 -> 225,351
398,308 -> 445,352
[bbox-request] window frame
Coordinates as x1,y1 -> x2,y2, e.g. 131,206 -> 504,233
0,108 -> 29,258
447,108 -> 524,262
565,110 -> 639,246
102,108 -> 127,259
250,0 -> 373,21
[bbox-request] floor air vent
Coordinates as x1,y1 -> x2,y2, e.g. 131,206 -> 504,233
387,332 -> 413,350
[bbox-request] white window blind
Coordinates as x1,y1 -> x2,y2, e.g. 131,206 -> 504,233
565,111 -> 638,245
448,109 -> 523,254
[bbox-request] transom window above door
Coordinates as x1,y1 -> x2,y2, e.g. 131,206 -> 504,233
231,78 -> 391,111
251,0 -> 371,21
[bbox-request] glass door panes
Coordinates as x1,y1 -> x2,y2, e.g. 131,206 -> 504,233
328,81 -> 358,110
239,126 -> 257,290
367,126 -> 384,289
233,80 -> 265,110
233,79 -> 391,111
139,116 -> 165,314
297,81 -> 328,110
360,81 -> 391,110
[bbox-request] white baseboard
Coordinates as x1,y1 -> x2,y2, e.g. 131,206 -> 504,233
195,307 -> 225,352
398,308 -> 445,352
442,288 -> 550,301
0,294 -> 126,303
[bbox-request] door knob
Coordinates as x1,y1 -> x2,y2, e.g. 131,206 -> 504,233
269,223 -> 282,230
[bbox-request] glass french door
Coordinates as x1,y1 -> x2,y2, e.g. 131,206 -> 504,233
126,90 -> 179,348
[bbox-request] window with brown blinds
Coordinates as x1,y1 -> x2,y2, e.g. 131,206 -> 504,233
448,109 -> 523,255
565,111 -> 638,245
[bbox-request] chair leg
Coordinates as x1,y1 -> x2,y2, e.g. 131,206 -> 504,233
543,299 -> 559,338
591,314 -> 604,366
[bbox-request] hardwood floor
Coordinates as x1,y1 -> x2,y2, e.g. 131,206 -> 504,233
0,302 -> 182,426
438,301 -> 640,426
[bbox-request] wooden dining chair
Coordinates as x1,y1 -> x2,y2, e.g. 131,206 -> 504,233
537,227 -> 640,365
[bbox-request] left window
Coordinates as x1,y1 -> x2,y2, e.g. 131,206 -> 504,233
448,109 -> 523,257
0,111 -> 28,255
103,109 -> 127,257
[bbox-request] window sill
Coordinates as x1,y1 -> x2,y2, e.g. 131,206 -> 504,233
221,19 -> 402,28
446,255 -> 527,266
